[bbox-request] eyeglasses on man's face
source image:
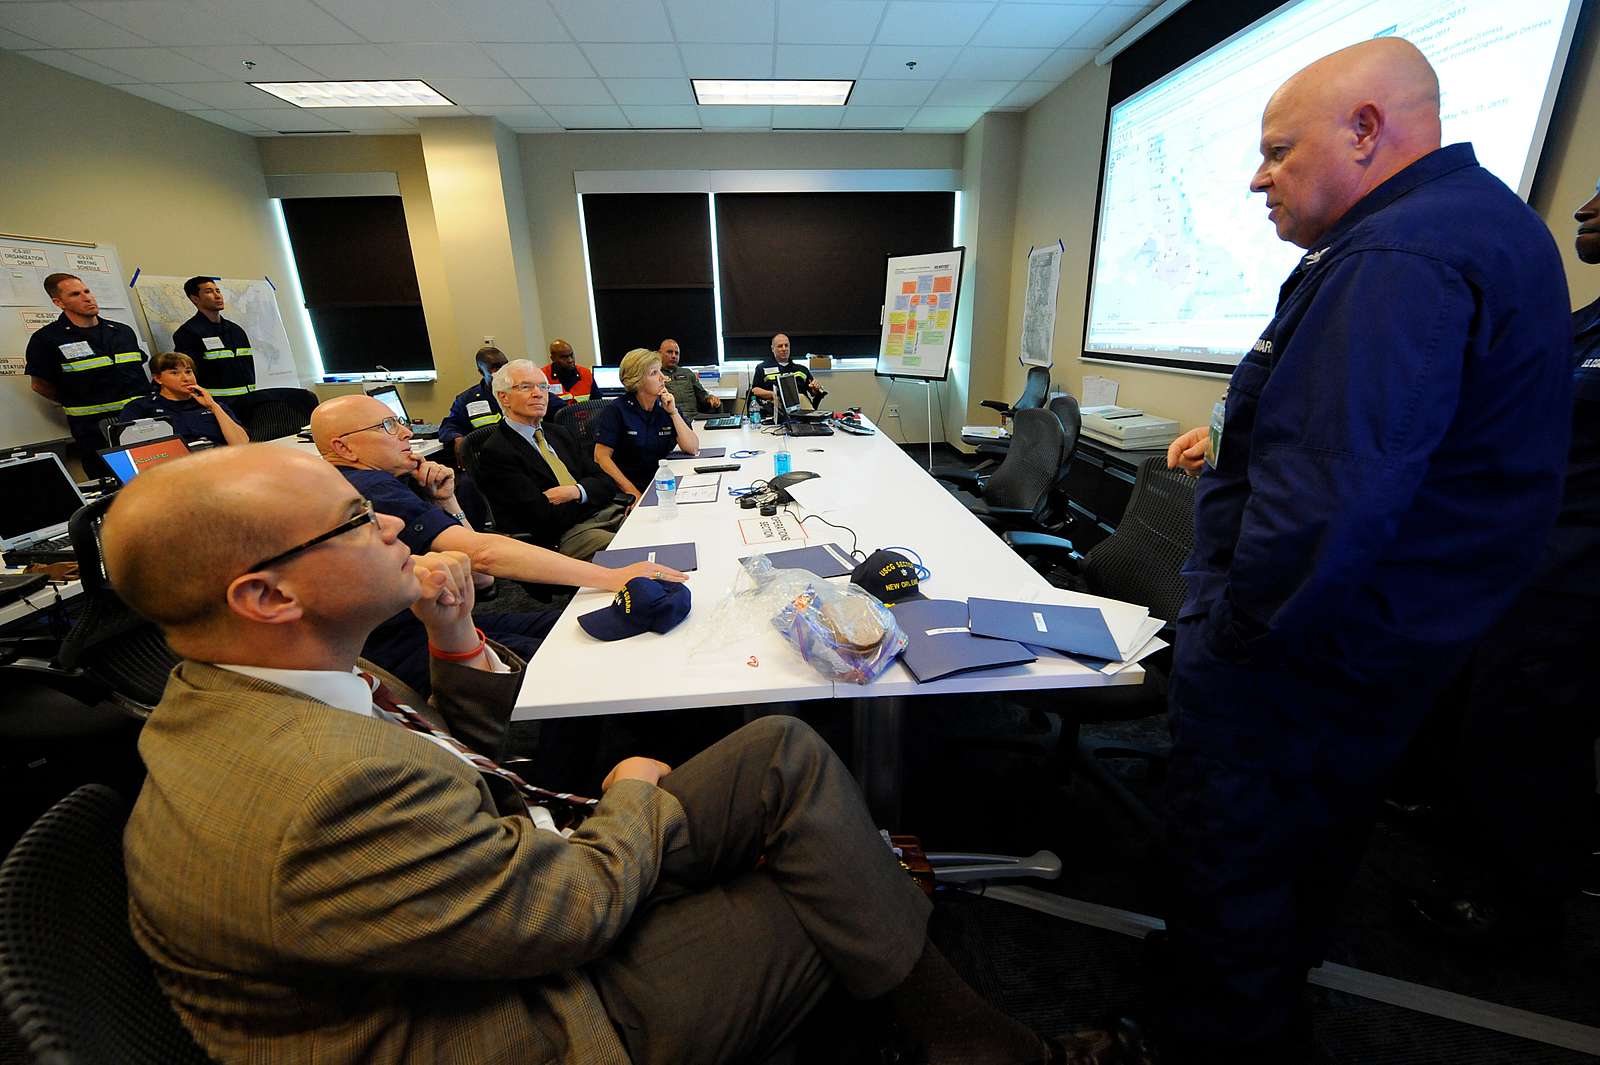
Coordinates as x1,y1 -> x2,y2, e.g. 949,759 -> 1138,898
504,381 -> 555,395
244,499 -> 377,573
336,416 -> 406,439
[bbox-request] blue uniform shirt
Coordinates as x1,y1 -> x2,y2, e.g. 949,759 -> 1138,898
1537,296 -> 1600,595
1184,144 -> 1572,684
592,393 -> 677,494
338,466 -> 462,554
118,393 -> 236,447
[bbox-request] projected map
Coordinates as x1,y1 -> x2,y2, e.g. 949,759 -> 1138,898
1084,0 -> 1582,371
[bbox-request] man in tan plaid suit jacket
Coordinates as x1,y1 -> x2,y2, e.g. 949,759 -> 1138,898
105,446 -> 1099,1065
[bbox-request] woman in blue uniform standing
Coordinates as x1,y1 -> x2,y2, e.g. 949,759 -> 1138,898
118,351 -> 250,447
592,347 -> 699,500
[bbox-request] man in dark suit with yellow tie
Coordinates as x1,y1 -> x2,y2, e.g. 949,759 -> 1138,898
103,445 -> 1092,1065
475,359 -> 628,560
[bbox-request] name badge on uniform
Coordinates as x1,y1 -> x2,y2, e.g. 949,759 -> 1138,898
59,341 -> 93,358
1206,392 -> 1227,469
202,335 -> 226,350
467,399 -> 491,417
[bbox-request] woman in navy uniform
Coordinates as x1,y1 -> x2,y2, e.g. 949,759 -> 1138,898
591,347 -> 698,499
25,272 -> 150,474
119,352 -> 249,448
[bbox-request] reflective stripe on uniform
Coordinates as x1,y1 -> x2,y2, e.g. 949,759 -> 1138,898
61,356 -> 113,372
202,349 -> 238,359
469,412 -> 503,427
64,394 -> 141,416
209,384 -> 253,396
113,351 -> 142,364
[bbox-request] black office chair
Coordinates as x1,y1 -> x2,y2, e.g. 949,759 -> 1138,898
237,387 -> 319,441
459,425 -> 500,523
1,497 -> 180,717
1005,456 -> 1197,834
0,784 -> 215,1065
964,365 -> 1053,469
103,417 -> 175,448
551,397 -> 614,451
934,408 -> 1069,534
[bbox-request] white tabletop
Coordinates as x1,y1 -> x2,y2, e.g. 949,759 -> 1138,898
0,574 -> 81,628
514,419 -> 1142,720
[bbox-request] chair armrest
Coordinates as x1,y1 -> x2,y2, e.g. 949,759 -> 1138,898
978,400 -> 1013,416
932,468 -> 984,491
1003,531 -> 1082,569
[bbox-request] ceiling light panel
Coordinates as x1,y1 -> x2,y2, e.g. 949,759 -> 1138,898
692,79 -> 852,106
250,80 -> 454,108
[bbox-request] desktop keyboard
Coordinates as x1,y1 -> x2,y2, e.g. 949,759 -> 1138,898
783,422 -> 835,437
702,416 -> 743,429
4,532 -> 76,566
409,421 -> 440,438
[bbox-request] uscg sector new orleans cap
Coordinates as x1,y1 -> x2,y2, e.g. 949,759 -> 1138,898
578,577 -> 692,641
850,549 -> 928,606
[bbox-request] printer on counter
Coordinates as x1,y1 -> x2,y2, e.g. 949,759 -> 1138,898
1079,405 -> 1180,450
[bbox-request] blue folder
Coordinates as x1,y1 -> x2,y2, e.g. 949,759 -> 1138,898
739,543 -> 857,578
966,598 -> 1121,661
590,542 -> 699,572
667,447 -> 726,459
893,600 -> 1037,682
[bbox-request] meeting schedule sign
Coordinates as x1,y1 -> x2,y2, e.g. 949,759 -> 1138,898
875,247 -> 965,382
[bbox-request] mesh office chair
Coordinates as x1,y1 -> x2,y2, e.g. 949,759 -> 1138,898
963,365 -> 1053,469
551,397 -> 615,451
934,408 -> 1069,533
0,784 -> 215,1065
237,387 -> 319,441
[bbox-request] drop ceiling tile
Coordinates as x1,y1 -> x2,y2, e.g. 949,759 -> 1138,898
777,0 -> 884,45
111,82 -> 209,110
450,0 -> 570,41
946,46 -> 1051,79
664,0 -> 774,43
860,45 -> 957,80
517,77 -> 615,106
0,5 -> 151,49
231,108 -> 342,131
68,47 -> 225,81
998,80 -> 1054,108
379,42 -> 497,76
907,105 -> 984,130
1067,3 -> 1144,47
72,2 -> 259,46
278,44 -> 395,78
970,3 -> 1095,48
1028,46 -> 1092,82
311,0 -> 472,43
874,2 -> 992,47
622,104 -> 701,127
840,104 -> 914,128
924,78 -> 1010,107
698,105 -> 771,128
482,43 -> 593,78
188,109 -> 269,132
427,77 -> 534,106
603,77 -> 694,105
579,42 -> 684,77
678,43 -> 772,78
771,105 -> 842,128
845,78 -> 931,105
309,107 -> 421,130
544,103 -> 630,128
387,103 -> 472,117
176,45 -> 320,81
0,26 -> 45,49
550,0 -> 672,43
16,49 -> 131,83
193,0 -> 364,46
471,105 -> 560,127
155,81 -> 292,108
774,44 -> 866,78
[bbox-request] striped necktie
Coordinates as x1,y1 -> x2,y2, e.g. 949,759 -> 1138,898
533,426 -> 577,487
359,671 -> 597,820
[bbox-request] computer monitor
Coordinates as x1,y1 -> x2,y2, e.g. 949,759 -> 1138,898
591,366 -> 623,391
367,384 -> 411,422
0,453 -> 87,552
776,372 -> 804,416
98,435 -> 192,486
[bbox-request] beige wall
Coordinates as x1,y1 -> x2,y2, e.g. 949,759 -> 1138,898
1001,26 -> 1600,433
0,50 -> 316,445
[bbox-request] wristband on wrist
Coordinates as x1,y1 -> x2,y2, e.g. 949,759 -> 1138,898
429,626 -> 487,661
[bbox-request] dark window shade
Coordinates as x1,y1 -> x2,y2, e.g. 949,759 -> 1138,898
582,193 -> 717,365
279,196 -> 434,375
714,191 -> 954,357
1107,0 -> 1280,107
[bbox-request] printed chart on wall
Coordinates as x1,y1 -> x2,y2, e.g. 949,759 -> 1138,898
1019,243 -> 1062,368
134,275 -> 301,390
0,237 -> 152,449
875,247 -> 965,381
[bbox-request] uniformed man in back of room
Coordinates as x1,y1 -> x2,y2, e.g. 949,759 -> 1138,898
171,276 -> 256,399
658,337 -> 720,418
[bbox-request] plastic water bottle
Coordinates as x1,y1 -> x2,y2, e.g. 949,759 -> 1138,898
774,434 -> 792,477
654,460 -> 678,518
748,398 -> 761,426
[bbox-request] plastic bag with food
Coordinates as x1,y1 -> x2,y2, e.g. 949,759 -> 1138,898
769,577 -> 907,685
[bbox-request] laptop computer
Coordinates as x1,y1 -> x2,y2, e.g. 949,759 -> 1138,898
0,453 -> 88,565
591,365 -> 625,396
98,434 -> 192,486
776,374 -> 835,436
367,384 -> 439,437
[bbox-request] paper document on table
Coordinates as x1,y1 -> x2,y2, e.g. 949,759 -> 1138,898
1027,634 -> 1167,674
669,447 -> 725,459
961,425 -> 1009,439
1082,375 -> 1118,408
738,511 -> 806,545
1024,587 -> 1152,660
591,542 -> 699,572
675,473 -> 721,504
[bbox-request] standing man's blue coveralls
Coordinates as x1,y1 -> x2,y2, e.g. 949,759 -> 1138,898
1158,144 -> 1573,1059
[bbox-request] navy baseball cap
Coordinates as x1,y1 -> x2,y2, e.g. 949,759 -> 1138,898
578,577 -> 692,641
850,549 -> 927,606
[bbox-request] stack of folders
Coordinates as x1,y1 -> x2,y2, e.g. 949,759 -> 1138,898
894,592 -> 1169,683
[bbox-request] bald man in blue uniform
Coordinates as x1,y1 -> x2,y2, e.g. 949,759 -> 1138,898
1154,40 -> 1572,1063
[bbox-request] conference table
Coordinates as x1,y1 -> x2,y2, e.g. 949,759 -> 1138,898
513,417 -> 1144,820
